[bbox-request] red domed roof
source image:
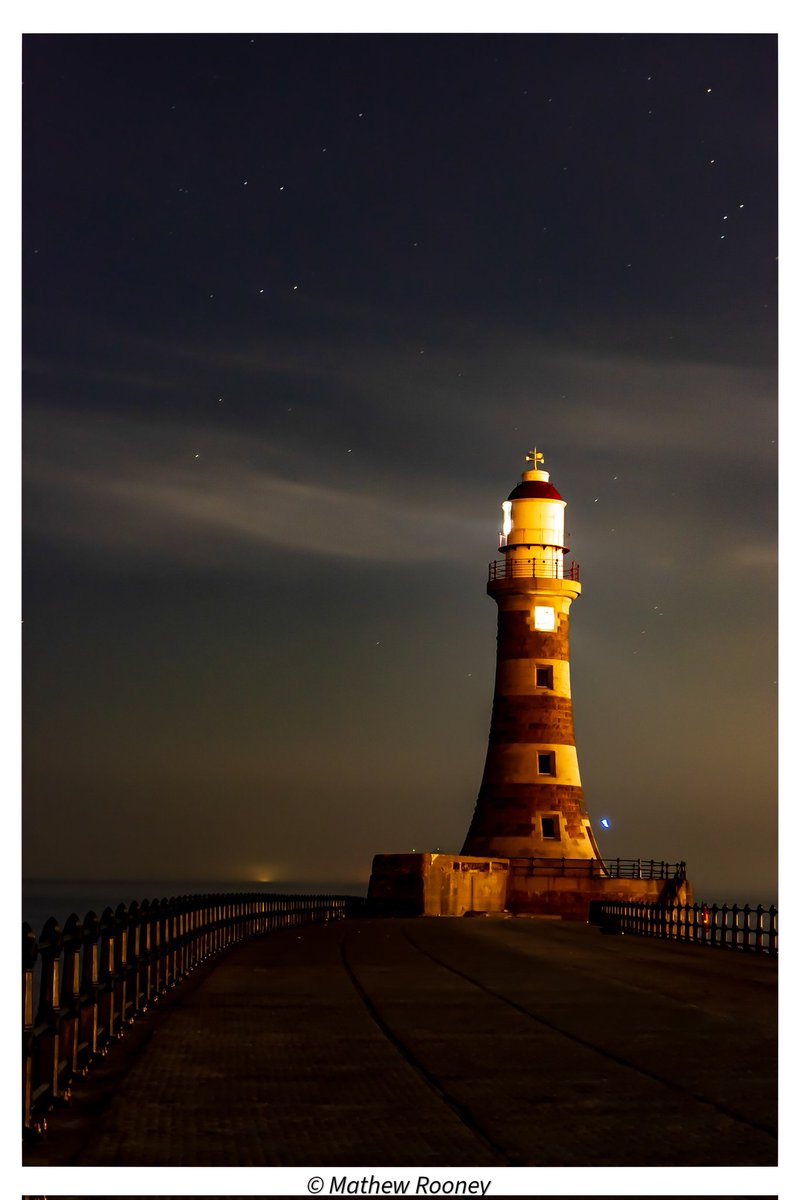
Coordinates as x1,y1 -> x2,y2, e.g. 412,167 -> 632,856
507,480 -> 563,501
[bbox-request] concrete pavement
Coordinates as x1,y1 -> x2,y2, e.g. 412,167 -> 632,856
24,916 -> 777,1167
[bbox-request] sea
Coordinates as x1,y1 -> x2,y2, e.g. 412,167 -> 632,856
22,877 -> 369,938
22,876 -> 776,938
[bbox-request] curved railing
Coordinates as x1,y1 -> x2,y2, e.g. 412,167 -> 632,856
488,558 -> 580,582
592,900 -> 778,955
22,891 -> 365,1138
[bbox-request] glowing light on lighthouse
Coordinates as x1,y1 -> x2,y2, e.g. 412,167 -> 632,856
533,605 -> 556,631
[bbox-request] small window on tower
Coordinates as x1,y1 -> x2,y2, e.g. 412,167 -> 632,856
541,816 -> 560,840
537,751 -> 555,775
535,666 -> 553,688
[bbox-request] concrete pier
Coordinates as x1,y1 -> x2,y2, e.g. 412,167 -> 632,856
24,916 -> 777,1167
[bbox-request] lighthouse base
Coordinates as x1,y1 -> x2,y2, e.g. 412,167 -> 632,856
368,853 -> 692,920
367,853 -> 509,917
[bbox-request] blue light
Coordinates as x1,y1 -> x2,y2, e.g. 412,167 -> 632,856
599,817 -> 611,829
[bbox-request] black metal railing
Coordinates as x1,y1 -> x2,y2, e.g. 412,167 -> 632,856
593,900 -> 778,955
488,558 -> 580,582
22,891 -> 365,1138
509,857 -> 686,880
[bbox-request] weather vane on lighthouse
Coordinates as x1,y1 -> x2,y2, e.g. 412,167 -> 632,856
526,447 -> 545,467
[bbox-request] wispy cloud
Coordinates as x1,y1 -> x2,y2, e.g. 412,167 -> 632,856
23,322 -> 776,575
24,408 -> 490,568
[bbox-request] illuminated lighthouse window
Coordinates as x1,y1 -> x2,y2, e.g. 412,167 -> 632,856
534,605 -> 556,631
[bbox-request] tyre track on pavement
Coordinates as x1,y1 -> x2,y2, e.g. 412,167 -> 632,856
401,925 -> 777,1144
343,916 -> 777,1161
339,929 -> 515,1166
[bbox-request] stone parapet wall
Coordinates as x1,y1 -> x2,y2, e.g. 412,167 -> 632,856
368,852 -> 691,920
507,872 -> 693,921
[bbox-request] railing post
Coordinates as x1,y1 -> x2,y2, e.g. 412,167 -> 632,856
184,899 -> 196,970
59,914 -> 83,1078
97,907 -> 117,1048
35,917 -> 64,1111
114,903 -> 131,1028
150,900 -> 163,999
127,901 -> 146,1017
141,900 -> 157,1007
195,898 -> 206,961
755,904 -> 764,953
22,924 -> 38,1135
176,898 -> 188,981
165,898 -> 179,988
79,911 -> 100,1060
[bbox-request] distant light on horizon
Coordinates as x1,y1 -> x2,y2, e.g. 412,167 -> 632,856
250,865 -> 280,884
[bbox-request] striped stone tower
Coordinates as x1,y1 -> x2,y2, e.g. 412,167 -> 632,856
462,449 -> 600,860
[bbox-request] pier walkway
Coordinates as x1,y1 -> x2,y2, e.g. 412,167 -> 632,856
24,915 -> 777,1167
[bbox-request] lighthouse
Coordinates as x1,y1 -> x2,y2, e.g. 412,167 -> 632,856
367,447 -> 691,919
461,449 -> 600,861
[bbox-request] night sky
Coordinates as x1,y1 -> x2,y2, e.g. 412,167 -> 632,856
22,31 -> 777,900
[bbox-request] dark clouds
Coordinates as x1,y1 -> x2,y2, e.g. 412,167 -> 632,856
22,32 -> 777,899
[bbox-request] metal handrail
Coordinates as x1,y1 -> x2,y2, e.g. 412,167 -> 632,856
593,900 -> 778,956
22,892 -> 365,1138
509,857 -> 686,880
489,558 -> 580,582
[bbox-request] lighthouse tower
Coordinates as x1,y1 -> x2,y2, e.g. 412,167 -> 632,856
367,445 -> 690,918
462,449 -> 600,861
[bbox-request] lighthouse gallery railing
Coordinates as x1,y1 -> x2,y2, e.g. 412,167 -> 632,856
489,558 -> 580,581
